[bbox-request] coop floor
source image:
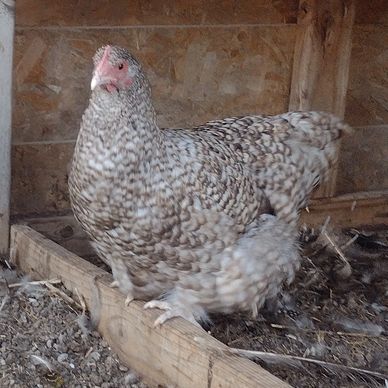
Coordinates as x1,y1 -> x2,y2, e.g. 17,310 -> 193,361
210,227 -> 388,388
75,226 -> 388,388
0,266 -> 147,388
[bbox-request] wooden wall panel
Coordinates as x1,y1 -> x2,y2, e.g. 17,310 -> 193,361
354,0 -> 388,25
11,143 -> 74,215
13,27 -> 296,143
345,25 -> 388,127
336,126 -> 388,194
12,0 -> 298,215
11,0 -> 388,215
15,0 -> 298,27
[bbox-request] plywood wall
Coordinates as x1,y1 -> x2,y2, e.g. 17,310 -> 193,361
11,0 -> 388,216
337,1 -> 388,194
11,0 -> 298,215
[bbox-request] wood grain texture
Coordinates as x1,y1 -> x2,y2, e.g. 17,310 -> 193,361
11,142 -> 74,215
0,0 -> 15,254
345,25 -> 388,126
301,190 -> 388,228
10,225 -> 290,388
19,214 -> 93,258
13,27 -> 295,143
336,125 -> 388,194
289,0 -> 355,197
354,0 -> 388,25
19,189 -> 388,260
15,0 -> 298,27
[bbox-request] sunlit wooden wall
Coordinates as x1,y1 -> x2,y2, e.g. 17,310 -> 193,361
11,0 -> 388,217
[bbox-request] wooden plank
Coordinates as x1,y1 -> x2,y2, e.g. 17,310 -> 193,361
11,143 -> 74,216
302,190 -> 388,228
19,214 -> 93,258
15,190 -> 388,259
15,0 -> 298,27
344,25 -> 388,126
13,27 -> 296,144
0,0 -> 15,255
336,125 -> 388,194
289,0 -> 356,197
10,225 -> 290,388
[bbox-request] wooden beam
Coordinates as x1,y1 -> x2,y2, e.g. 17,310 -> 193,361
15,190 -> 388,260
302,190 -> 388,228
18,214 -> 93,258
289,0 -> 355,197
10,225 -> 290,388
0,0 -> 15,255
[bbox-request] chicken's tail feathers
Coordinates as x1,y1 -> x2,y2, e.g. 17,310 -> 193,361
278,110 -> 353,148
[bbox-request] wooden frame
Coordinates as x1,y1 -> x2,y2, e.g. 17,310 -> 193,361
10,225 -> 290,388
0,0 -> 15,255
6,0 -> 388,385
9,190 -> 388,387
300,190 -> 388,228
289,0 -> 356,197
16,190 -> 388,259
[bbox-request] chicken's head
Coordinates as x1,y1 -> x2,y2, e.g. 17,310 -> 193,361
91,45 -> 141,93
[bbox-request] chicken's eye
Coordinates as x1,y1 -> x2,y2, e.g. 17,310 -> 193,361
118,63 -> 124,70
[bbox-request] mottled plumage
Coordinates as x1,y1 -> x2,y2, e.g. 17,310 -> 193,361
69,46 -> 351,325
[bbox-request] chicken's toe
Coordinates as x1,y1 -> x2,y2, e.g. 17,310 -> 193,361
125,293 -> 134,306
144,300 -> 199,327
144,300 -> 171,311
110,280 -> 120,288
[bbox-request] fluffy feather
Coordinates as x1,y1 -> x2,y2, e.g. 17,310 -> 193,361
69,45 -> 350,325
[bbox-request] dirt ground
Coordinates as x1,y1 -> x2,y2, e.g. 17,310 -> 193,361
3,223 -> 388,387
80,224 -> 388,387
0,265 -> 147,388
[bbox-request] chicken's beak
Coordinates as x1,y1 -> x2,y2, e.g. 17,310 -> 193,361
91,72 -> 102,91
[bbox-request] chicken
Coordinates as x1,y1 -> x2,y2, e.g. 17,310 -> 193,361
69,45 -> 351,326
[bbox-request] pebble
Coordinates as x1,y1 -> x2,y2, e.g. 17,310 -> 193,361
119,364 -> 128,372
57,353 -> 68,363
124,372 -> 139,384
0,270 -> 147,388
90,351 -> 101,361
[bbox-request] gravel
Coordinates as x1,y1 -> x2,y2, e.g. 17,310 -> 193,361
0,266 -> 148,388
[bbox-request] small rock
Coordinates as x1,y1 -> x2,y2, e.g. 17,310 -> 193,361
105,356 -> 114,370
90,351 -> 101,361
118,364 -> 128,372
28,297 -> 39,307
124,372 -> 139,385
57,353 -> 68,363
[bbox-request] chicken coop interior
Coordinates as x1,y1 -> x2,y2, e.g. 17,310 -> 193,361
1,0 -> 388,387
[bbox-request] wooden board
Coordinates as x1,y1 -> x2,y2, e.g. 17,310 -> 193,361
0,0 -> 15,255
10,225 -> 290,388
17,214 -> 93,258
301,190 -> 388,228
18,190 -> 388,259
289,0 -> 356,197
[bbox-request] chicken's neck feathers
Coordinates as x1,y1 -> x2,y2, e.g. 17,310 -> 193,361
80,82 -> 167,175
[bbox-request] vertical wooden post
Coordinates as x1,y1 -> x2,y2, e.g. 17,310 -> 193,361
0,0 -> 15,255
289,0 -> 355,197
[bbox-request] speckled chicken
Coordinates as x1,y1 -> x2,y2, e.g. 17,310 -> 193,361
69,45 -> 351,326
